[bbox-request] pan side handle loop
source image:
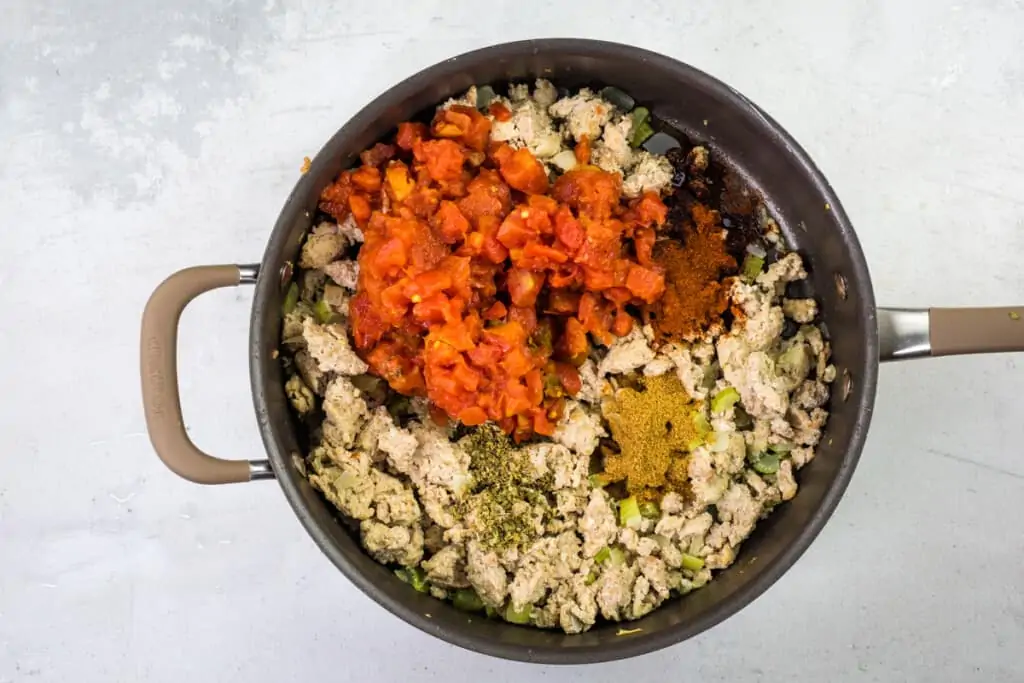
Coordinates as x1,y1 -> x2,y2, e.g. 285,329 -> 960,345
878,307 -> 1024,362
140,264 -> 274,484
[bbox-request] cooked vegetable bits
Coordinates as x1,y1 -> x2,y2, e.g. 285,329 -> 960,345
279,80 -> 835,634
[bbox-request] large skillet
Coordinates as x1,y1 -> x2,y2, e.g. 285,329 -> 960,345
139,39 -> 1024,664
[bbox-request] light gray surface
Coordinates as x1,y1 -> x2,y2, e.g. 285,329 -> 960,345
2,1 -> 1023,681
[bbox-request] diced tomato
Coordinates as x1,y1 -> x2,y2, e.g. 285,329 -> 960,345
360,142 -> 396,168
380,282 -> 411,321
522,242 -> 569,265
480,233 -> 509,264
351,166 -> 382,193
493,144 -> 549,194
385,161 -> 415,203
524,369 -> 544,405
545,289 -> 580,315
348,292 -> 387,349
582,267 -> 615,291
496,211 -> 536,249
343,110 -> 673,439
319,172 -> 354,221
633,191 -> 668,227
432,109 -> 471,139
612,308 -> 634,337
457,169 -> 511,223
438,255 -> 472,299
527,194 -> 559,216
403,185 -> 440,218
372,237 -> 407,276
507,305 -> 538,335
348,194 -> 372,225
578,292 -> 600,326
625,264 -> 666,303
502,347 -> 534,379
559,317 -> 589,366
412,294 -> 457,326
451,361 -> 481,392
484,300 -> 507,320
458,405 -> 488,426
507,268 -> 544,307
447,105 -> 492,152
554,362 -> 582,396
552,167 -> 622,219
468,342 -> 503,367
548,264 -> 581,289
603,287 -> 633,306
367,343 -> 424,395
396,122 -> 428,150
433,200 -> 470,244
410,270 -> 453,298
414,139 -> 466,182
553,205 -> 585,252
532,409 -> 556,437
634,227 -> 655,266
434,317 -> 479,351
574,135 -> 591,165
488,102 -> 512,121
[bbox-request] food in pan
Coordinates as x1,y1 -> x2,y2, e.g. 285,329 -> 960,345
279,80 -> 834,633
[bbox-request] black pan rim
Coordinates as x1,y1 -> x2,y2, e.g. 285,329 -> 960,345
249,38 -> 880,664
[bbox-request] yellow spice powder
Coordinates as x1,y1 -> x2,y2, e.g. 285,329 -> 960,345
601,374 -> 702,493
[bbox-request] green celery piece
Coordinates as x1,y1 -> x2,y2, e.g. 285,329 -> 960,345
282,282 -> 299,315
638,501 -> 660,519
742,254 -> 765,282
618,495 -> 641,527
505,603 -> 532,624
751,452 -> 780,475
711,387 -> 741,414
453,589 -> 484,612
681,554 -> 705,572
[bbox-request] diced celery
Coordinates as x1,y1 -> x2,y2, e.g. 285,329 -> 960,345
692,411 -> 711,440
751,452 -> 780,475
505,603 -> 532,624
710,387 -> 741,414
282,282 -> 299,315
639,501 -> 660,519
407,566 -> 429,593
629,107 -> 654,147
313,298 -> 333,324
618,495 -> 641,528
476,85 -> 497,109
600,86 -> 635,111
681,554 -> 705,572
742,254 -> 765,281
453,588 -> 484,612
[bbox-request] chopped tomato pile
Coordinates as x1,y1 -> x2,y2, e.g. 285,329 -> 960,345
318,104 -> 669,441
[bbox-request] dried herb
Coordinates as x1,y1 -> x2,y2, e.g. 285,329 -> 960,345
462,425 -> 548,550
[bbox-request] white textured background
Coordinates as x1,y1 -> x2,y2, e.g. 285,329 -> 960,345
2,1 -> 1023,681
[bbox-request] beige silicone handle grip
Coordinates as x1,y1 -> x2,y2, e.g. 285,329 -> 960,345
879,306 -> 1024,361
140,264 -> 271,484
930,307 -> 1024,357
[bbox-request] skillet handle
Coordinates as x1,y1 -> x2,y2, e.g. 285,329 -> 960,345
878,307 -> 1024,361
140,264 -> 274,484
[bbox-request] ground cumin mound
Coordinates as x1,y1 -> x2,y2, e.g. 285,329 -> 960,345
601,374 -> 702,495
